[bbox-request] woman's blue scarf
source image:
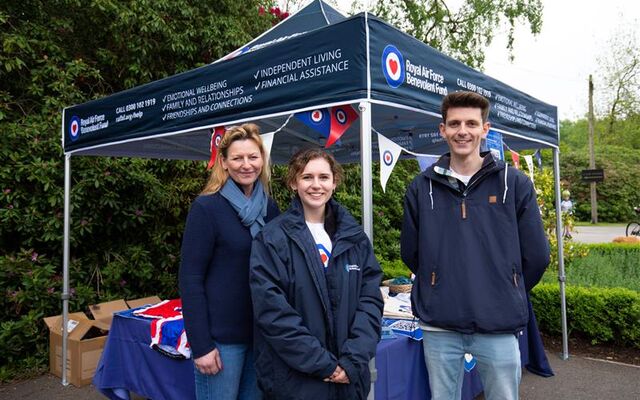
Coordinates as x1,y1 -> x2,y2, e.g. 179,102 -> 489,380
220,179 -> 268,238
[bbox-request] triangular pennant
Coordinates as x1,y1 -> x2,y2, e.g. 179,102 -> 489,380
534,149 -> 543,170
260,132 -> 275,160
377,133 -> 403,193
326,105 -> 358,148
416,155 -> 438,172
524,155 -> 534,184
511,151 -> 520,169
207,126 -> 225,170
295,108 -> 330,139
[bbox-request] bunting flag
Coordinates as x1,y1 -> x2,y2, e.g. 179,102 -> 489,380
296,108 -> 330,137
485,130 -> 504,161
416,155 -> 438,172
524,155 -> 534,184
377,133 -> 403,192
510,151 -> 520,169
207,126 -> 226,169
295,104 -> 358,148
327,105 -> 358,147
534,149 -> 543,170
260,132 -> 275,160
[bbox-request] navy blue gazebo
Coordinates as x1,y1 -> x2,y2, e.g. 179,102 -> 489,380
60,0 -> 569,388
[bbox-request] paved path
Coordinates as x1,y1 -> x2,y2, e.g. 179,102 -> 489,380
520,352 -> 640,399
570,225 -> 626,244
3,352 -> 640,400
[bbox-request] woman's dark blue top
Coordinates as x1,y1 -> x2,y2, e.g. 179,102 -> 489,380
179,190 -> 279,358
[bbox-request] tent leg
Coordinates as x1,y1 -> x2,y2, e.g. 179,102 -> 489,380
358,101 -> 376,399
553,149 -> 569,360
359,102 -> 373,239
62,154 -> 72,385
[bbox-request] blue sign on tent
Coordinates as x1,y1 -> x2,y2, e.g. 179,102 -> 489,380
485,130 -> 504,161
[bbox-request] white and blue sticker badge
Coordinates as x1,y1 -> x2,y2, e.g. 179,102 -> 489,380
464,353 -> 477,372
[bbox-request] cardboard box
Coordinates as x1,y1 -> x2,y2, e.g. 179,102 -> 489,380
126,295 -> 162,309
44,300 -> 130,387
89,299 -> 129,331
43,312 -> 106,387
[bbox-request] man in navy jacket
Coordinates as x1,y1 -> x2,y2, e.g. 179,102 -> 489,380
401,91 -> 549,400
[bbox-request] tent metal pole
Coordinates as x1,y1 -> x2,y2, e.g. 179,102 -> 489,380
359,101 -> 374,239
359,101 -> 376,400
62,154 -> 72,385
553,148 -> 569,360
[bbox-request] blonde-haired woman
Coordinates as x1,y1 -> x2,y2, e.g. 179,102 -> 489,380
180,123 -> 279,399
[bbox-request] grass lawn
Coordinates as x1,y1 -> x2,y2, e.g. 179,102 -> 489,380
542,247 -> 640,291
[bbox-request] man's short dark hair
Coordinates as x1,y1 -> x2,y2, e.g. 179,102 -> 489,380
441,91 -> 490,123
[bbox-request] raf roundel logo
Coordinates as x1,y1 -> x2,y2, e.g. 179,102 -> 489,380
69,116 -> 81,142
311,110 -> 324,124
383,150 -> 394,166
214,135 -> 222,147
382,45 -> 405,88
335,109 -> 347,125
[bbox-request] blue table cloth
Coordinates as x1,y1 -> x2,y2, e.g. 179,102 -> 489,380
93,309 -> 195,400
94,302 -> 552,400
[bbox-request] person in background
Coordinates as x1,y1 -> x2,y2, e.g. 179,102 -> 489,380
561,189 -> 574,239
179,123 -> 279,400
249,148 -> 383,400
401,91 -> 550,400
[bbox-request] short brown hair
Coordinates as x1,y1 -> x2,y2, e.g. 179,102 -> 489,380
285,148 -> 344,190
441,91 -> 490,123
201,123 -> 270,195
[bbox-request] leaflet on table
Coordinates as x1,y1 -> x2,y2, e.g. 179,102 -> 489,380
381,287 -> 414,319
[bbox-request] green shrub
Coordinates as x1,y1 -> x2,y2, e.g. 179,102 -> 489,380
534,169 -> 588,270
584,242 -> 640,257
379,259 -> 411,280
531,283 -> 640,348
541,242 -> 640,291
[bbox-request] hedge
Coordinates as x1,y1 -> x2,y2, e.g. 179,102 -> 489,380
531,283 -> 640,348
583,243 -> 640,257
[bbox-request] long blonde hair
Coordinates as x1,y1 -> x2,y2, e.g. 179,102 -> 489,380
201,123 -> 270,195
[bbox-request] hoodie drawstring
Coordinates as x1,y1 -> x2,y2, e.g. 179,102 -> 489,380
429,179 -> 434,209
502,163 -> 509,204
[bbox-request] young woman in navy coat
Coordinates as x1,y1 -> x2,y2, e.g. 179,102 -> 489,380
250,148 -> 383,400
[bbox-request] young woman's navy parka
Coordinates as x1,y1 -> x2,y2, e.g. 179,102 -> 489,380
250,198 -> 383,400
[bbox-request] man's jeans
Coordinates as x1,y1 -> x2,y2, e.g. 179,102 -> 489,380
422,330 -> 521,400
194,342 -> 262,400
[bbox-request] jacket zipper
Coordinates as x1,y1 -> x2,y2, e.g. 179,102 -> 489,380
461,198 -> 467,219
431,271 -> 436,286
460,183 -> 475,220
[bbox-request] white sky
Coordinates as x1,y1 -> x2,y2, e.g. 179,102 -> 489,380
331,0 -> 640,121
483,0 -> 640,121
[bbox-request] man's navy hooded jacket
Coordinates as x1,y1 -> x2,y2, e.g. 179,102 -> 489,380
401,153 -> 550,334
250,198 -> 383,400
